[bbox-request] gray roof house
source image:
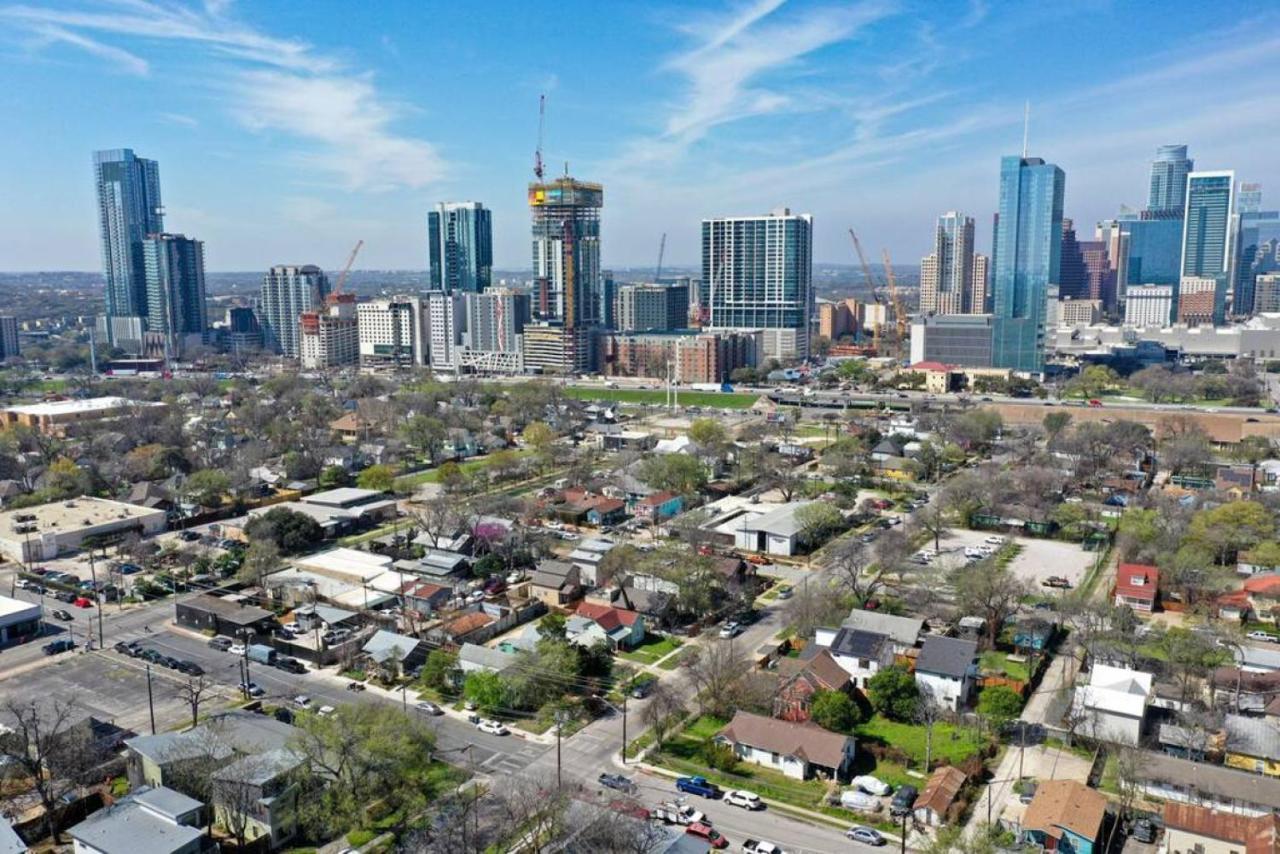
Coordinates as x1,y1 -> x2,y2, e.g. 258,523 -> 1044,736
361,630 -> 428,672
458,642 -> 519,675
67,786 -> 209,854
209,748 -> 304,849
125,711 -> 296,789
841,609 -> 924,653
530,560 -> 581,606
733,501 -> 817,557
915,636 -> 980,712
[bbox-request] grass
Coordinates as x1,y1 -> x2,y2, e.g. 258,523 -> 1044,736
563,386 -> 759,409
393,451 -> 533,491
347,829 -> 377,848
658,648 -> 694,670
617,634 -> 682,665
854,715 -> 985,769
980,650 -> 1031,682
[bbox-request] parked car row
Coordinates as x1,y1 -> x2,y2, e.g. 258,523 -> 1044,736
113,641 -> 205,675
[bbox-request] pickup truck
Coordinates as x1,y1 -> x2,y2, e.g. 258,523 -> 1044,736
675,775 -> 721,798
741,840 -> 785,854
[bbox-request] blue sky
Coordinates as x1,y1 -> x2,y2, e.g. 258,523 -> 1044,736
2,0 -> 1279,273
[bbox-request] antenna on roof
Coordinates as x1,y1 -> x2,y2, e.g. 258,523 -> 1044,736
1021,100 -> 1030,159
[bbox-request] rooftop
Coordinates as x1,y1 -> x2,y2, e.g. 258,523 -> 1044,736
1162,802 -> 1280,852
916,636 -> 978,679
180,593 -> 273,626
716,710 -> 852,770
0,495 -> 164,534
68,791 -> 205,854
0,594 -> 40,621
829,627 -> 889,660
1115,563 -> 1159,601
1022,780 -> 1107,843
841,609 -> 924,647
1075,664 -> 1153,717
736,501 -> 816,538
302,487 -> 387,508
3,396 -> 162,417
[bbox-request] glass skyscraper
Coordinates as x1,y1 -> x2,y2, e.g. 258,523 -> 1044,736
1148,144 -> 1193,215
990,156 -> 1064,372
529,176 -> 603,329
142,233 -> 207,353
93,149 -> 163,340
260,265 -> 330,357
428,201 -> 493,293
1181,171 -> 1235,279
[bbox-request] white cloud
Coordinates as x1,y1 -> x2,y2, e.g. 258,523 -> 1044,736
0,0 -> 444,192
159,111 -> 198,127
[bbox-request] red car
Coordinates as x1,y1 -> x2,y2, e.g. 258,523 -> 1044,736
686,822 -> 728,849
73,597 -> 94,608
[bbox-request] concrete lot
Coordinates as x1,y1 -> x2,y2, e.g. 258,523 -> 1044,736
935,529 -> 1095,591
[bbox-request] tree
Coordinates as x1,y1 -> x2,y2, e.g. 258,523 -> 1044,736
977,686 -> 1023,733
827,540 -> 888,605
522,421 -> 556,470
1157,627 -> 1231,707
688,418 -> 728,457
176,676 -> 211,729
637,453 -> 707,497
683,640 -> 749,719
238,539 -> 280,586
641,682 -> 684,752
916,502 -> 950,552
244,507 -> 322,554
810,689 -> 861,732
1067,365 -> 1120,399
409,495 -> 465,549
401,414 -> 447,463
211,754 -> 270,848
537,612 -> 568,642
794,502 -> 844,549
1185,501 -> 1274,565
317,465 -> 352,489
950,558 -> 1031,648
356,463 -> 395,492
184,469 -> 231,509
463,671 -> 507,713
420,649 -> 459,694
867,665 -> 919,721
1042,411 -> 1072,439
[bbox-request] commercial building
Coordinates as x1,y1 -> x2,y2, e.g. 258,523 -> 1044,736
0,316 -> 18,359
1124,285 -> 1175,327
600,329 -> 762,384
425,290 -> 466,370
463,288 -> 530,353
94,148 -> 164,344
357,295 -> 429,366
520,322 -> 592,375
703,208 -> 814,361
909,314 -> 996,368
991,155 -> 1065,371
614,283 -> 689,332
1231,186 -> 1280,318
0,496 -> 166,563
920,211 -> 980,315
818,299 -> 858,340
0,396 -> 165,436
1115,216 -> 1184,315
1053,314 -> 1280,361
428,201 -> 492,293
260,265 -> 329,357
972,253 -> 989,313
529,176 -> 604,328
142,233 -> 207,354
224,306 -> 262,352
1149,144 -> 1194,215
1256,274 -> 1280,314
298,294 -> 358,369
1177,276 -> 1226,326
1181,171 -> 1235,314
1058,298 -> 1101,326
0,595 -> 42,646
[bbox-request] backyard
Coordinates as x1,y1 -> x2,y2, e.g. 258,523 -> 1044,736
980,650 -> 1032,683
617,634 -> 682,665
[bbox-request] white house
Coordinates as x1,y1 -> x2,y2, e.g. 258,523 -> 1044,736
813,626 -> 894,689
733,501 -> 815,557
914,636 -> 979,712
1072,664 -> 1154,746
841,609 -> 924,655
715,711 -> 855,781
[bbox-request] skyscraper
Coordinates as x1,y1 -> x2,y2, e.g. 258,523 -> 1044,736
703,208 -> 814,361
529,176 -> 604,329
0,316 -> 18,360
1148,144 -> 1193,215
93,149 -> 163,340
1057,219 -> 1086,300
1181,171 -> 1235,281
1231,184 -> 1280,317
971,254 -> 989,313
142,233 -> 207,353
428,201 -> 493,293
614,283 -> 689,332
990,155 -> 1065,372
260,265 -> 330,357
919,212 -> 976,315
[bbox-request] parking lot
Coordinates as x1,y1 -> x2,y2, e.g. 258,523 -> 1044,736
928,529 -> 1097,591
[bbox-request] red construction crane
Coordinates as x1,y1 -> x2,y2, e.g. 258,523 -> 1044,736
332,239 -> 363,298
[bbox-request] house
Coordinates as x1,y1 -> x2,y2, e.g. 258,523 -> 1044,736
574,601 -> 645,650
361,630 -> 429,674
330,411 -> 371,442
400,580 -> 452,615
530,560 -> 581,607
565,615 -> 611,649
1141,751 -> 1280,816
774,649 -> 853,722
714,710 -> 855,782
812,626 -> 893,689
209,747 -> 303,848
1114,563 -> 1159,612
634,491 -> 683,522
914,636 -> 979,711
1162,802 -> 1280,854
913,766 -> 967,827
1210,667 -> 1280,715
68,786 -> 210,854
1019,780 -> 1107,854
458,642 -> 518,675
1223,714 -> 1280,777
585,497 -> 627,527
840,609 -> 924,656
1240,549 -> 1280,577
174,594 -> 276,638
1072,664 -> 1154,746
437,610 -> 495,645
733,500 -> 817,557
569,538 -> 618,587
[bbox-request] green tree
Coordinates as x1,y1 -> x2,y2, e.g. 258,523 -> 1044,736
244,507 -> 323,554
463,671 -> 507,713
238,539 -> 280,586
809,689 -> 862,732
794,502 -> 844,548
436,461 -> 466,493
867,665 -> 919,721
1042,411 -> 1072,439
637,453 -> 707,496
419,649 -> 459,693
977,686 -> 1023,732
356,464 -> 395,492
538,612 -> 568,642
688,418 -> 729,456
45,458 -> 91,498
400,414 -> 446,463
1185,501 -> 1274,564
317,465 -> 352,489
522,421 -> 556,470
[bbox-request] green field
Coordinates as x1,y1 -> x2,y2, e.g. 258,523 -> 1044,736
854,715 -> 984,769
564,386 -> 759,409
394,450 -> 532,490
980,650 -> 1031,682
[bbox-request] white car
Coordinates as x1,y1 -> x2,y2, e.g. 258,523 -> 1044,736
659,803 -> 705,825
984,535 -> 1006,545
477,719 -> 509,736
228,643 -> 246,656
317,705 -> 336,717
852,775 -> 893,796
719,622 -> 742,639
723,789 -> 763,810
1247,630 -> 1279,643
281,621 -> 301,633
544,520 -> 563,531
293,695 -> 311,708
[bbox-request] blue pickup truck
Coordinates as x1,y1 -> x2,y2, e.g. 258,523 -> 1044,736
675,775 -> 721,798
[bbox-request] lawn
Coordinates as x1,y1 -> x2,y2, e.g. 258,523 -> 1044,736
617,634 -> 682,665
658,648 -> 695,670
394,451 -> 533,491
855,715 -> 985,769
564,386 -> 758,409
980,650 -> 1031,682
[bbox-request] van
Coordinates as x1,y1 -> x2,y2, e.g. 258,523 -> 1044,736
553,478 -> 569,490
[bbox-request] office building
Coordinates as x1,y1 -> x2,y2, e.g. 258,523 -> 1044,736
428,201 -> 492,293
1116,216 -> 1183,313
919,211 -> 977,315
425,290 -> 466,369
971,254 -> 990,313
1081,238 -> 1116,312
602,271 -> 618,329
1058,219 -> 1086,301
909,315 -> 996,368
1182,171 -> 1235,281
1177,276 -> 1226,326
1148,145 -> 1193,215
601,330 -> 762,384
614,283 -> 690,332
0,316 -> 18,360
1251,274 -> 1280,314
1059,298 -> 1101,326
991,155 -> 1065,372
703,208 -> 814,361
93,149 -> 164,341
356,296 -> 428,366
260,265 -> 330,357
818,299 -> 858,340
224,306 -> 262,352
141,233 -> 207,353
1231,185 -> 1280,318
299,294 -> 358,369
521,323 -> 592,374
1124,285 -> 1175,327
0,496 -> 166,563
463,289 -> 531,353
529,176 -> 604,328
1,396 -> 165,436
1093,220 -> 1130,311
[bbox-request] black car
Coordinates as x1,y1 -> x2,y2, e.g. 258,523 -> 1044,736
178,661 -> 205,676
889,785 -> 918,817
42,639 -> 75,655
631,677 -> 657,699
177,530 -> 200,541
55,590 -> 77,603
274,657 -> 307,674
597,773 -> 637,794
1130,818 -> 1157,844
50,609 -> 73,621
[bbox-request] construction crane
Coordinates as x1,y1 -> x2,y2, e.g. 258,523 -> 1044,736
880,248 -> 908,360
847,228 -> 884,354
332,239 -> 363,298
655,233 -> 667,282
534,94 -> 546,180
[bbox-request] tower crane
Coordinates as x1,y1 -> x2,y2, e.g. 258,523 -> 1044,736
332,239 -> 363,298
655,232 -> 667,283
847,228 -> 884,354
881,248 -> 908,360
534,94 -> 546,180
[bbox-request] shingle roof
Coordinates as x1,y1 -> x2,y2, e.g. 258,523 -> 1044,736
914,766 -> 967,816
1022,780 -> 1106,843
801,649 -> 851,691
1115,563 -> 1159,602
841,609 -> 924,647
68,789 -> 206,854
575,601 -> 640,631
916,636 -> 978,678
1227,714 -> 1280,761
531,560 -> 578,589
361,629 -> 424,664
716,710 -> 853,770
442,611 -> 493,637
458,642 -> 517,672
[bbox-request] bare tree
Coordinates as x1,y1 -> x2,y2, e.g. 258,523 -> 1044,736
914,686 -> 946,774
409,495 -> 467,549
827,539 -> 886,603
489,774 -> 571,854
0,699 -> 103,842
683,640 -> 749,719
640,683 -> 684,754
175,676 -> 212,729
915,502 -> 950,553
567,799 -> 672,853
949,558 -> 1031,649
210,755 -> 269,849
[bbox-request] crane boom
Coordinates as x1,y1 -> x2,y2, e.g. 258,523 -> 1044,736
881,248 -> 908,358
534,94 -> 546,180
333,239 -> 363,297
655,233 -> 667,282
848,229 -> 882,305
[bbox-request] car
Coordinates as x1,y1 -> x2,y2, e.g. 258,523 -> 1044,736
161,656 -> 182,670
113,641 -> 138,655
239,681 -> 265,697
685,822 -> 727,849
1130,818 -> 1157,844
846,826 -> 886,846
543,520 -> 563,530
984,535 -> 1006,545
274,657 -> 307,674
73,597 -> 94,608
208,636 -> 233,651
1041,576 -> 1071,589
218,539 -> 241,550
675,775 -> 721,798
1248,630 -> 1280,643
228,643 -> 246,656
859,533 -> 877,544
14,578 -> 32,590
178,661 -> 204,676
293,695 -> 312,708
559,532 -> 579,541
117,563 -> 142,575
889,785 -> 918,817
346,681 -> 366,692
415,701 -> 444,715
177,530 -> 200,541
55,591 -> 77,603
597,773 -> 637,794
42,639 -> 75,655
718,621 -> 741,639
776,585 -> 793,600
477,719 -> 509,736
723,789 -> 763,810
317,705 -> 336,717
852,775 -> 893,796
50,608 -> 73,621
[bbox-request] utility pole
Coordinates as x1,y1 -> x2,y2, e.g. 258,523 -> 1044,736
146,664 -> 156,734
899,804 -> 908,854
621,688 -> 629,766
87,551 -> 104,649
555,709 -> 568,788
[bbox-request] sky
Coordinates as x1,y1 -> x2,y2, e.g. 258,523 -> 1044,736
2,0 -> 1280,274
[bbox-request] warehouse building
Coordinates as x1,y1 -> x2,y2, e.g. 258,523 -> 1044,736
0,496 -> 167,563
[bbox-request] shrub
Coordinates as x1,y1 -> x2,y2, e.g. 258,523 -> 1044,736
702,740 -> 739,773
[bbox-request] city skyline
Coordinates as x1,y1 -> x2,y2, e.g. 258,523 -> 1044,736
2,1 -> 1279,272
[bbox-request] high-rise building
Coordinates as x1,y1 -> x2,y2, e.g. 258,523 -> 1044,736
991,156 -> 1065,372
299,295 -> 358,369
224,306 -> 262,353
1093,220 -> 1129,314
818,299 -> 858,340
463,289 -> 531,353
356,296 -> 429,366
94,149 -> 164,340
260,265 -> 329,357
909,315 -> 996,367
142,233 -> 207,355
1148,144 -> 1193,215
1058,298 -> 1100,326
1124,285 -> 1175,327
971,254 -> 989,313
1182,171 -> 1235,280
1231,184 -> 1280,318
1058,219 -> 1086,300
614,283 -> 689,332
428,201 -> 493,293
1254,274 -> 1280,314
1177,276 -> 1226,326
703,208 -> 814,361
529,176 -> 604,328
425,290 -> 466,369
1113,216 -> 1183,322
919,211 -> 976,315
0,316 -> 18,360
601,330 -> 762,384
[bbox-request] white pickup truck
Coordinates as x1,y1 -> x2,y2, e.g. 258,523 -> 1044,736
742,841 -> 785,854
